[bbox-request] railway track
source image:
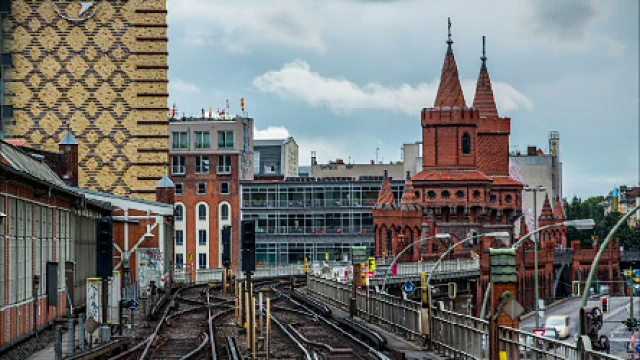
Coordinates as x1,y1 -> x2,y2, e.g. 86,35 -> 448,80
111,276 -> 389,360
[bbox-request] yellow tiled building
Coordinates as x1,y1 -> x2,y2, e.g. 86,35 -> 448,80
1,0 -> 169,200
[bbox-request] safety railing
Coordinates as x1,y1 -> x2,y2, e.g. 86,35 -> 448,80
307,276 -> 623,359
368,258 -> 481,285
195,269 -> 223,284
307,275 -> 424,338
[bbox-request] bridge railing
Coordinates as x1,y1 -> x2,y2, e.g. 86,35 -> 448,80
307,275 -> 622,359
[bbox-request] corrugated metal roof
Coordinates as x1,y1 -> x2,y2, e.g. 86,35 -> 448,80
0,140 -> 66,187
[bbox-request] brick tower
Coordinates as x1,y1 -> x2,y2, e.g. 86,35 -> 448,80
0,0 -> 169,200
373,26 -> 523,260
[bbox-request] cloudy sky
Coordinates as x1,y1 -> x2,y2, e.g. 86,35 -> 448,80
167,0 -> 639,199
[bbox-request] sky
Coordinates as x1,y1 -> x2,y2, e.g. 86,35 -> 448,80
166,0 -> 639,199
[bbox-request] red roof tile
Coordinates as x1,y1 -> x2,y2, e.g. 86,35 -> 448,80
434,41 -> 466,108
491,176 -> 523,186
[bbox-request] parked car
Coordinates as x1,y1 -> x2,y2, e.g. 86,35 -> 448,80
545,315 -> 571,339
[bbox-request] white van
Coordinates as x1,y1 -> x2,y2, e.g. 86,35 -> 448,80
545,315 -> 570,339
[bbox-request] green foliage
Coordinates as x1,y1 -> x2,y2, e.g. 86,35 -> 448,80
565,196 -> 640,250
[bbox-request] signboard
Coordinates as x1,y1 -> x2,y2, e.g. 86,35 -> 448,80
351,246 -> 367,264
131,299 -> 139,311
502,298 -> 525,320
404,281 -> 416,296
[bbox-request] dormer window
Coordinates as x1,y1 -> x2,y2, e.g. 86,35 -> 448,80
462,132 -> 472,155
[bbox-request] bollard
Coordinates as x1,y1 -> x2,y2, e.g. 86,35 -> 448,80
79,315 -> 86,351
68,318 -> 75,356
54,324 -> 63,360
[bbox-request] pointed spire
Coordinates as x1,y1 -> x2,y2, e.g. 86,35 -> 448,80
541,193 -> 553,217
157,164 -> 175,188
434,17 -> 467,108
473,36 -> 499,118
375,170 -> 396,208
400,172 -> 420,210
553,200 -> 566,219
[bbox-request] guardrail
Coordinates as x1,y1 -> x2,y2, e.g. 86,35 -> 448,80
307,276 -> 623,359
369,258 -> 481,285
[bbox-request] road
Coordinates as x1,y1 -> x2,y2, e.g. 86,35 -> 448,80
520,296 -> 640,356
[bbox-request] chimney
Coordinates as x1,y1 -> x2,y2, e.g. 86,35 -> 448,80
59,132 -> 79,187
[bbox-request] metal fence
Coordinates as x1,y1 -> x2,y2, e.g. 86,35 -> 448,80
369,258 -> 480,285
307,276 -> 624,359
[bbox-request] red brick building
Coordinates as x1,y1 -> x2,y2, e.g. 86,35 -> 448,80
373,32 -> 523,262
170,115 -> 254,274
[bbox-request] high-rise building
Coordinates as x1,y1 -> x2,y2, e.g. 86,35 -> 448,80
0,0 -> 169,200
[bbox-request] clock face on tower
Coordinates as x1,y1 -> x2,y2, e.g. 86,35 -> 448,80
54,1 -> 98,22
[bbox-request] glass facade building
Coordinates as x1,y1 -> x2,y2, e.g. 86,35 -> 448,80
241,177 -> 404,266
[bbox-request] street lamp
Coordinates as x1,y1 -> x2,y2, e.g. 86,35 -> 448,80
380,233 -> 451,291
511,218 -> 595,328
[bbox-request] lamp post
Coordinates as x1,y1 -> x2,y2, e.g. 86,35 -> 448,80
523,185 -> 546,328
380,233 -> 452,292
511,218 -> 595,328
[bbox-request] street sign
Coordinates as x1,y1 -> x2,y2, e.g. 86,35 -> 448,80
404,281 -> 416,296
503,298 -> 525,320
351,246 -> 367,264
635,270 -> 640,277
130,298 -> 139,311
532,329 -> 546,336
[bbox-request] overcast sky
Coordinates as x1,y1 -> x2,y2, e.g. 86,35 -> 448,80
167,0 -> 639,199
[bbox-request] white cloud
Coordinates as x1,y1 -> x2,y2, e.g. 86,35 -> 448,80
171,78 -> 200,93
169,0 -> 325,54
253,60 -> 534,115
254,126 -> 291,140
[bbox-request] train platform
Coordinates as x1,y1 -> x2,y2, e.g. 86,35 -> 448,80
298,287 -> 445,360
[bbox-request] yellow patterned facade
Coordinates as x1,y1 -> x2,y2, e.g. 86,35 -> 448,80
2,0 -> 169,200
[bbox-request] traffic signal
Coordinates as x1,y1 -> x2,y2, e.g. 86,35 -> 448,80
241,220 -> 256,273
325,252 -> 329,261
304,257 -> 309,273
601,296 -> 609,313
221,226 -> 231,269
448,282 -> 457,299
97,218 -> 113,278
580,307 -> 603,339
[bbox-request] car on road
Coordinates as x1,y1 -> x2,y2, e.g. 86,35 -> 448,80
545,315 -> 571,339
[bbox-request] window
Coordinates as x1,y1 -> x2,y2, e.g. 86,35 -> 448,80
442,190 -> 451,199
462,132 -> 472,155
221,182 -> 230,195
427,190 -> 436,200
175,183 -> 184,195
196,156 -> 210,174
218,131 -> 234,148
172,156 -> 186,175
172,132 -> 189,150
473,190 -> 481,199
198,253 -> 207,269
505,194 -> 513,203
198,204 -> 207,220
198,230 -> 207,246
221,204 -> 229,220
175,254 -> 184,268
218,155 -> 232,174
175,230 -> 184,246
198,183 -> 207,195
195,131 -> 210,149
490,195 -> 498,203
175,204 -> 184,221
456,190 -> 465,199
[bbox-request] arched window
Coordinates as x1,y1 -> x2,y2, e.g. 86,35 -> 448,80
198,204 -> 207,220
221,204 -> 229,220
462,132 -> 472,155
175,204 -> 184,221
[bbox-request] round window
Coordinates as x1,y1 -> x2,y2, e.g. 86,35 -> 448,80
505,194 -> 513,203
442,190 -> 451,199
427,190 -> 436,200
490,195 -> 498,203
456,190 -> 465,199
473,190 -> 481,199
